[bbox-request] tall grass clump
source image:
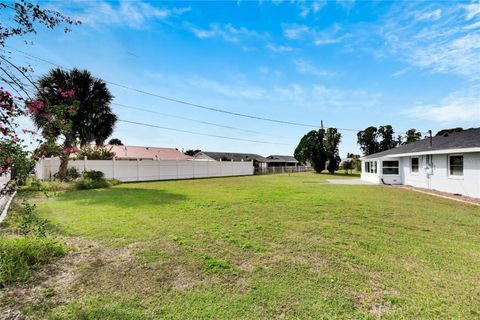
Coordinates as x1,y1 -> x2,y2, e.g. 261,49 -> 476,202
0,237 -> 66,285
0,201 -> 66,285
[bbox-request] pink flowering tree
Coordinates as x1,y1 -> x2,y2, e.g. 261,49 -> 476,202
28,87 -> 80,180
31,68 -> 117,180
0,2 -> 79,193
0,88 -> 37,194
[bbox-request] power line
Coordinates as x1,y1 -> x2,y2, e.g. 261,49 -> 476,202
117,119 -> 294,146
5,46 -> 362,132
112,102 -> 285,138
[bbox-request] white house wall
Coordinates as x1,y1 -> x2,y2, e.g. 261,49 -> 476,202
362,152 -> 480,198
402,153 -> 480,198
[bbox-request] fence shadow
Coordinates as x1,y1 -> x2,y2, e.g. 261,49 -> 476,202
54,187 -> 188,208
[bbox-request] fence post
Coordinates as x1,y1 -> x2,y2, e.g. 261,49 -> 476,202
192,158 -> 195,179
112,157 -> 116,179
176,159 -> 179,179
158,159 -> 161,180
84,156 -> 87,172
136,158 -> 140,182
49,156 -> 54,180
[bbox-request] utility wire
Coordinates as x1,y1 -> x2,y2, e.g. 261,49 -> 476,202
117,119 -> 294,146
6,46 -> 363,132
112,102 -> 285,138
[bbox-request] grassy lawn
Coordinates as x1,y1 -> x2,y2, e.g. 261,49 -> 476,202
2,172 -> 480,319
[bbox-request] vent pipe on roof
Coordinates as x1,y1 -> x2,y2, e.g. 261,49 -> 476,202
428,130 -> 432,147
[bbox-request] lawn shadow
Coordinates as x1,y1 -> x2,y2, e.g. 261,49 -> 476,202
54,187 -> 188,208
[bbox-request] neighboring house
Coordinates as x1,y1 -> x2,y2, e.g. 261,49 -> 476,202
194,152 -> 268,167
360,128 -> 480,198
106,145 -> 193,160
265,155 -> 299,167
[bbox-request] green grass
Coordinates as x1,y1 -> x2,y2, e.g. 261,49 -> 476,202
2,172 -> 480,319
0,237 -> 66,285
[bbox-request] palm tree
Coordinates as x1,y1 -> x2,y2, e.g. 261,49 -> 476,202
33,68 -> 117,179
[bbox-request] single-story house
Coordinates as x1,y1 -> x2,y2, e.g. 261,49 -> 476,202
360,128 -> 480,198
105,145 -> 193,161
193,152 -> 268,167
265,155 -> 299,167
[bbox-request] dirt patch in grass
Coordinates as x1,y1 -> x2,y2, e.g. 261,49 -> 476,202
0,237 -> 204,319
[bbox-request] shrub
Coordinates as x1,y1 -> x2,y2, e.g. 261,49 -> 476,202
18,201 -> 47,237
23,178 -> 75,192
82,170 -> 105,180
75,170 -> 119,190
75,178 -> 109,190
0,237 -> 66,285
76,146 -> 115,160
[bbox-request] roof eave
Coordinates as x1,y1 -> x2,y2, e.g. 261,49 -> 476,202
361,147 -> 480,160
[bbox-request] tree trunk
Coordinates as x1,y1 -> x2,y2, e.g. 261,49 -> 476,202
57,156 -> 69,181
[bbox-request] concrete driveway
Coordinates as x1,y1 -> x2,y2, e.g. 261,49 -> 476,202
327,179 -> 374,185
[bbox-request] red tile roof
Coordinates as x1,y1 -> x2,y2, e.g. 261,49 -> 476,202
106,145 -> 192,160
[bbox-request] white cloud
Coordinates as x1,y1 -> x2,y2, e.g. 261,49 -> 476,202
376,2 -> 480,79
266,43 -> 295,53
311,85 -> 380,110
187,23 -> 263,43
294,59 -> 332,76
283,24 -> 310,39
273,83 -> 380,110
259,66 -> 270,74
274,84 -> 306,103
298,0 -> 327,18
462,2 -> 480,20
402,88 -> 480,122
337,0 -> 355,11
75,1 -> 190,28
391,67 -> 411,77
188,76 -> 266,99
415,9 -> 442,22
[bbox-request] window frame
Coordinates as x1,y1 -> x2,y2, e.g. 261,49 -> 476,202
363,161 -> 378,174
382,160 -> 399,175
448,154 -> 464,178
410,157 -> 419,174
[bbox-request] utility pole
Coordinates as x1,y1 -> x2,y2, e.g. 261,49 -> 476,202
320,120 -> 324,130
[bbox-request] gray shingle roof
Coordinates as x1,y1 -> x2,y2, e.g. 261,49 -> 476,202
197,152 -> 267,162
266,155 -> 299,163
363,127 -> 480,159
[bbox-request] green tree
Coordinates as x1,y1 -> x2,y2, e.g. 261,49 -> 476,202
435,127 -> 463,136
33,68 -> 117,180
342,160 -> 354,174
325,128 -> 342,174
294,129 -> 327,173
108,138 -> 123,145
357,126 -> 378,156
405,128 -> 422,144
184,149 -> 201,156
378,125 -> 395,151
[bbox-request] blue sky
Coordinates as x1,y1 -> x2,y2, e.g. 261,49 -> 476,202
7,0 -> 480,157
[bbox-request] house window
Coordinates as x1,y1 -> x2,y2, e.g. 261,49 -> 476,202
411,158 -> 419,173
449,155 -> 463,176
382,161 -> 399,175
364,161 -> 377,174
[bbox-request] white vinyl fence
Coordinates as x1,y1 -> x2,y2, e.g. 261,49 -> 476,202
35,158 -> 254,182
0,172 -> 13,221
254,166 -> 312,175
